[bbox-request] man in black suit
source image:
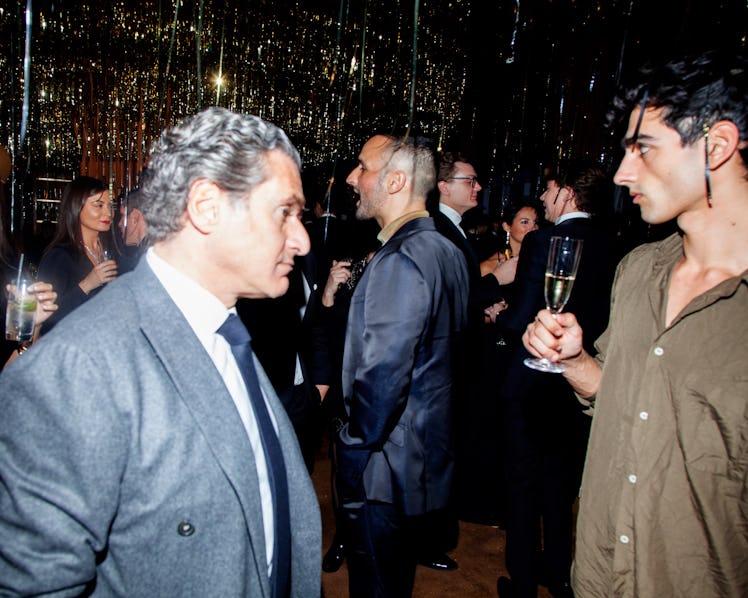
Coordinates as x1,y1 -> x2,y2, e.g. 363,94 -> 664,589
237,250 -> 330,473
496,161 -> 617,598
431,152 -> 518,310
426,154 -> 519,568
307,192 -> 350,274
116,188 -> 148,274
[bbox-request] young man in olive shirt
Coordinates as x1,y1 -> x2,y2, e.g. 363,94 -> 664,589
523,49 -> 748,597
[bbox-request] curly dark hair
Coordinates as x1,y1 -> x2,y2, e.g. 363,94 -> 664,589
544,160 -> 611,216
609,47 -> 747,169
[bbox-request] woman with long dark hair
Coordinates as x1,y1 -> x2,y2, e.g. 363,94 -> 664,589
38,176 -> 118,333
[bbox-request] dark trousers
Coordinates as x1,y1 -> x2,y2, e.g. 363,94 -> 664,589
500,371 -> 590,597
412,508 -> 458,557
325,385 -> 348,544
277,382 -> 322,474
342,501 -> 417,598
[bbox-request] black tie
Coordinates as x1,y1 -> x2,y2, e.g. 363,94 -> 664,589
217,314 -> 291,598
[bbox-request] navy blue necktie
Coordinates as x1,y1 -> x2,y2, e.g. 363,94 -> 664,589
217,314 -> 291,598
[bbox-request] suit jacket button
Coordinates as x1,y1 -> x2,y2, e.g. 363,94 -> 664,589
177,521 -> 195,536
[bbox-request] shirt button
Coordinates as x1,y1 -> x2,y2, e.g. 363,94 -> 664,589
620,534 -> 630,544
639,411 -> 649,420
177,521 -> 195,536
628,474 -> 637,484
654,347 -> 664,356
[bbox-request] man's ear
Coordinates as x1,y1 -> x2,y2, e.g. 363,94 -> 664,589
130,208 -> 143,226
707,120 -> 741,171
186,179 -> 222,233
561,186 -> 576,210
387,170 -> 407,194
437,179 -> 449,196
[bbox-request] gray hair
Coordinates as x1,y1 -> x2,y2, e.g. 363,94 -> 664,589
378,135 -> 436,199
140,107 -> 301,242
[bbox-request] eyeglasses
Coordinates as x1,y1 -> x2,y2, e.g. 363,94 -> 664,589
447,176 -> 479,188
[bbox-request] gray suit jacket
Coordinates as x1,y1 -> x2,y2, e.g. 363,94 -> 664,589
337,217 -> 469,515
0,260 -> 321,597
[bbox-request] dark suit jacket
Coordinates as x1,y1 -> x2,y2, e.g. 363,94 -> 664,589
498,216 -> 616,353
0,259 -> 321,597
497,215 -> 618,426
307,213 -> 349,274
237,252 -> 331,476
431,207 -> 509,527
431,209 -> 504,311
336,217 -> 469,515
238,252 -> 330,420
431,208 -> 507,393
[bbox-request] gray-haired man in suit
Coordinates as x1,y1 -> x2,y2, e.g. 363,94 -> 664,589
0,107 -> 321,597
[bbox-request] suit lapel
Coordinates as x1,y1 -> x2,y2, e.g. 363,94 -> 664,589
128,264 -> 272,589
434,211 -> 481,279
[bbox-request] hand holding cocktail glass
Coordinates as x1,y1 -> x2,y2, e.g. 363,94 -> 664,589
5,279 -> 58,330
5,275 -> 37,343
5,255 -> 59,351
523,236 -> 583,373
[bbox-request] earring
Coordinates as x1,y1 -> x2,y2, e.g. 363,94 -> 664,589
703,122 -> 713,208
505,230 -> 510,245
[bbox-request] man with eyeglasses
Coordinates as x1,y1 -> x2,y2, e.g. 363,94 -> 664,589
425,153 -> 519,566
433,152 -> 518,300
523,48 -> 748,597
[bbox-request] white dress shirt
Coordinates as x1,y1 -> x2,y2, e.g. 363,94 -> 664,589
145,248 -> 276,575
439,202 -> 467,237
556,211 -> 591,225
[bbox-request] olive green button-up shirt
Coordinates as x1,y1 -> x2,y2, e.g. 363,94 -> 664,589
572,233 -> 748,598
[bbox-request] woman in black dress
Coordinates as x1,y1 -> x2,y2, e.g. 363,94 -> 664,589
38,176 -> 118,334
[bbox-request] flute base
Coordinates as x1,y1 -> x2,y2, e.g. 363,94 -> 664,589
523,356 -> 565,373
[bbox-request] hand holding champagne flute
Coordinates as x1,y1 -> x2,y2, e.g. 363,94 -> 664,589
524,235 -> 583,373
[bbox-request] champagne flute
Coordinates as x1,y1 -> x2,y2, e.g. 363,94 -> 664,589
523,235 -> 583,373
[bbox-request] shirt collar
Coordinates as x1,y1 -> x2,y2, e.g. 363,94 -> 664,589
145,247 -> 232,345
556,211 -> 591,225
438,203 -> 465,236
377,210 -> 430,245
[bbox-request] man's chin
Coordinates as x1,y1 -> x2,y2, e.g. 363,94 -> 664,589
247,278 -> 289,300
271,278 -> 290,298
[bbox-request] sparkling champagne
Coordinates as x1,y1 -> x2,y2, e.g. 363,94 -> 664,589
525,236 -> 583,374
544,272 -> 575,313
